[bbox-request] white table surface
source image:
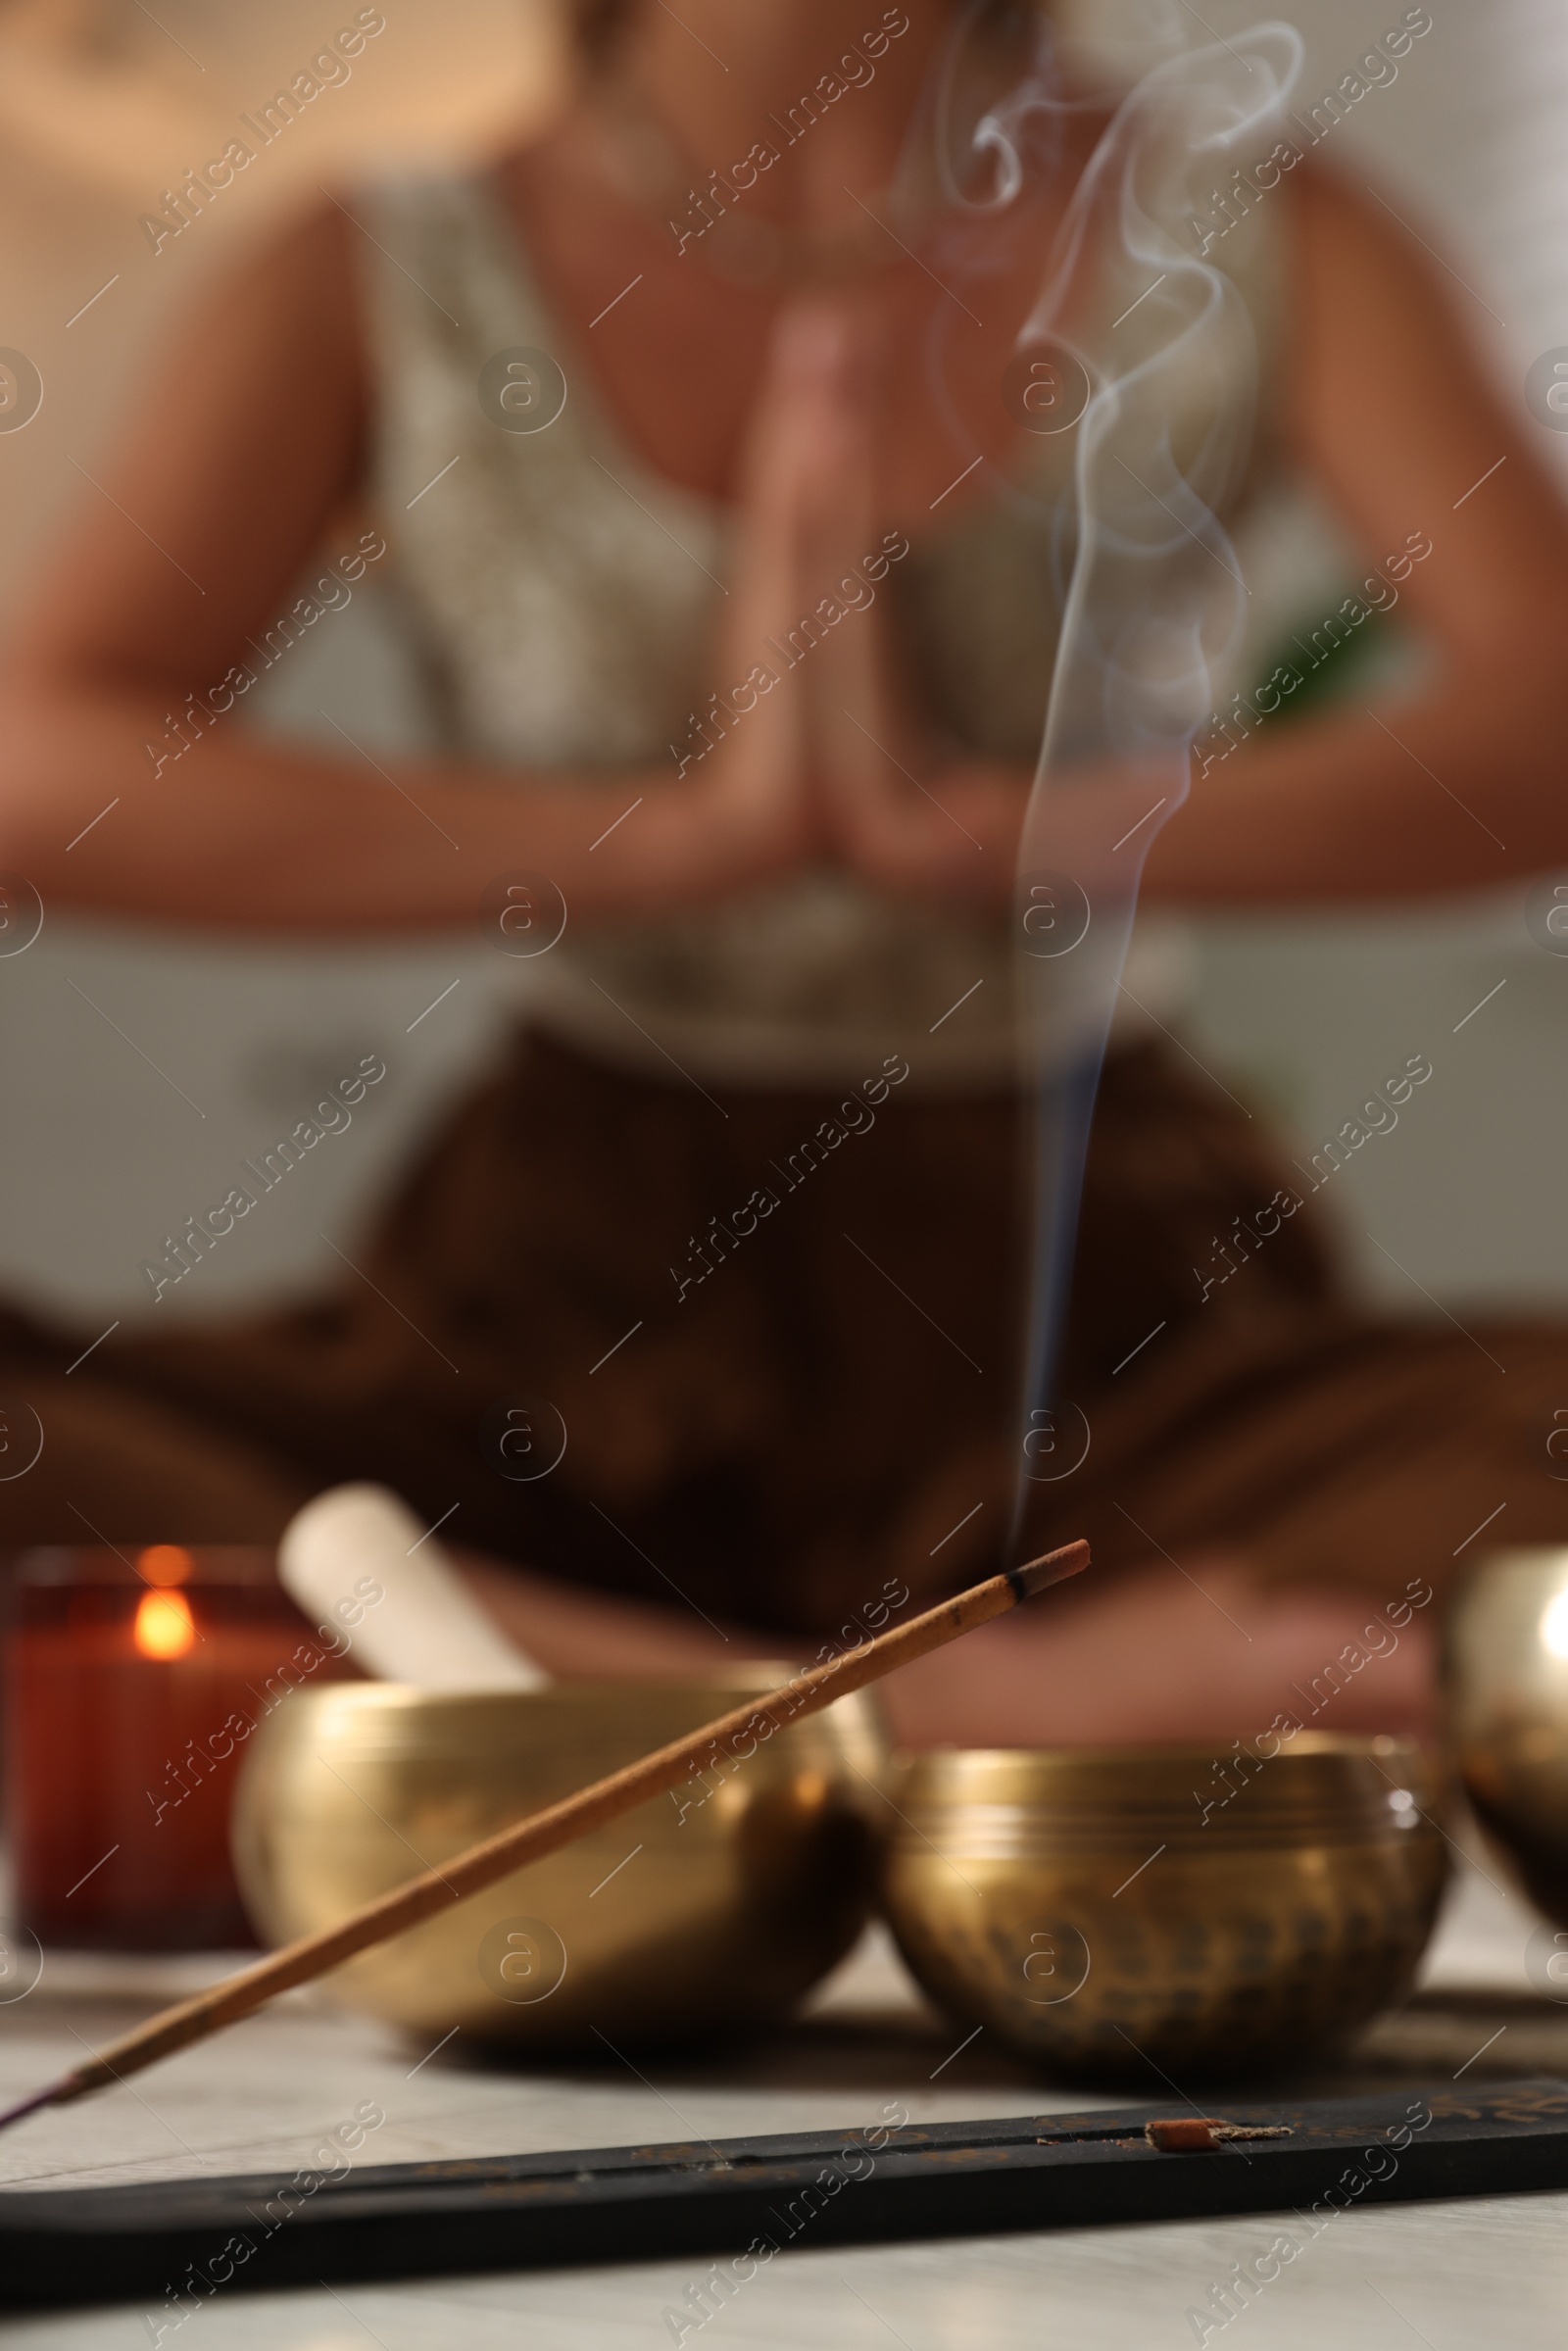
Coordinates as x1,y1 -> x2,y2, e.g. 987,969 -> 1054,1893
1,1850 -> 1564,2350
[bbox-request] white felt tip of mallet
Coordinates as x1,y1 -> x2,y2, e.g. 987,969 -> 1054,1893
278,1482 -> 548,1690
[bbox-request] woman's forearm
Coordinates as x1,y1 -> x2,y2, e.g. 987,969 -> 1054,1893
1144,669 -> 1561,906
0,685 -> 756,932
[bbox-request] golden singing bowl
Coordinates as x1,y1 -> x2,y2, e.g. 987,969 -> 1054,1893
880,1737 -> 1446,2082
231,1675 -> 886,2049
1447,1546 -> 1568,1926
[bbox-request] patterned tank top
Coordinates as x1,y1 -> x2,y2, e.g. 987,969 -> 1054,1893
357,171 -> 1278,1087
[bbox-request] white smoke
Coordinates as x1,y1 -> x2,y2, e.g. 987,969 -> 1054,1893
928,12 -> 1304,1527
1013,19 -> 1303,1051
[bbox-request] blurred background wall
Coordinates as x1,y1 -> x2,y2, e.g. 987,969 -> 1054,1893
0,0 -> 1563,1330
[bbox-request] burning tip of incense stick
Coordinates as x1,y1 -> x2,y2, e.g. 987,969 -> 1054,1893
1007,1539 -> 1092,1601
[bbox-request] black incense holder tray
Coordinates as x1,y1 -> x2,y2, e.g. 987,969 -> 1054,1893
4,2078 -> 1567,2309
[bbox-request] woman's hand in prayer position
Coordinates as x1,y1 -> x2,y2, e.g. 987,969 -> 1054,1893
793,302 -> 1040,906
670,297 -> 1041,910
665,306 -> 837,895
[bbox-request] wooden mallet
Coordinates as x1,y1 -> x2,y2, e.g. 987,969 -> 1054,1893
0,1539 -> 1090,2135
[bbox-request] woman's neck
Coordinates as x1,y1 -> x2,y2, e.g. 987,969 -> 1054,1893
614,1 -> 946,223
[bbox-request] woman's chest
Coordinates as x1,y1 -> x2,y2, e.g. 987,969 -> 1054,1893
501,146 -> 1070,524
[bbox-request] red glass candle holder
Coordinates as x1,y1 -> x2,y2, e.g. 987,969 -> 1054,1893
3,1545 -> 356,1951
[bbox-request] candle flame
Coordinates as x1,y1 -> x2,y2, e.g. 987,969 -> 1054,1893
136,1543 -> 193,1587
133,1588 -> 196,1660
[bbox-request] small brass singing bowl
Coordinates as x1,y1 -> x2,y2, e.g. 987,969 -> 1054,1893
1447,1545 -> 1568,1926
231,1676 -> 885,2049
880,1738 -> 1446,2082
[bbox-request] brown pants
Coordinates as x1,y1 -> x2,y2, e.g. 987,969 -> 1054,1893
0,1029 -> 1561,1636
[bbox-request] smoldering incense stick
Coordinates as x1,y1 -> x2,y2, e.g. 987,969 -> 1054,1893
0,1541 -> 1089,2134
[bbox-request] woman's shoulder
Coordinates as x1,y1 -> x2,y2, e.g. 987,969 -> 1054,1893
171,197 -> 368,427
112,196 -> 376,542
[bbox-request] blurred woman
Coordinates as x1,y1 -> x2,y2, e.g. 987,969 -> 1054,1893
3,0 -> 1567,1742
